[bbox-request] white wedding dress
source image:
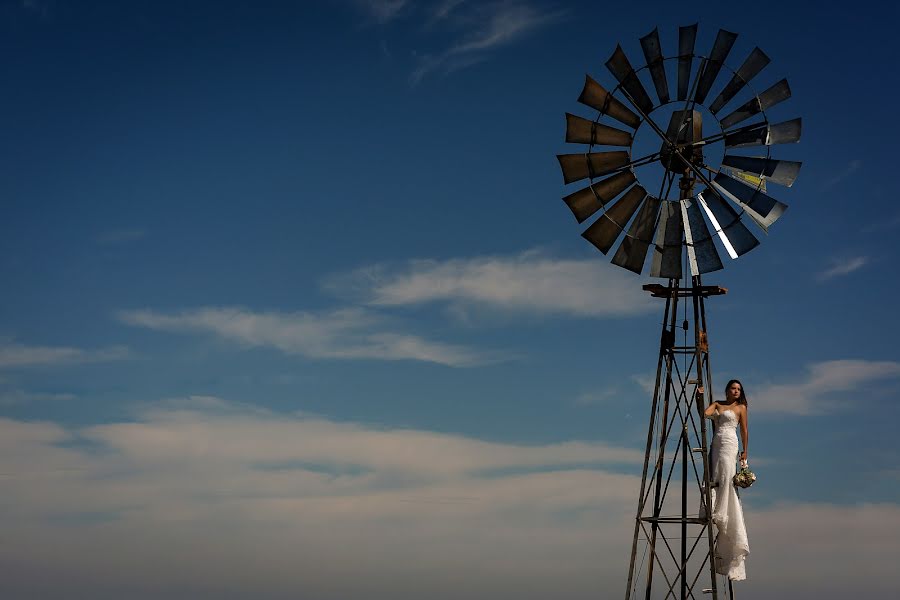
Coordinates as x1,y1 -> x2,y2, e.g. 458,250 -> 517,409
708,409 -> 749,581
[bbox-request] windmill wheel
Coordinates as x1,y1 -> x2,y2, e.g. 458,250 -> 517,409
557,25 -> 802,278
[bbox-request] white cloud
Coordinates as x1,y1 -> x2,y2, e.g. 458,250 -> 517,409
747,502 -> 900,599
82,396 -> 643,475
118,306 -> 499,367
751,359 -> 900,414
815,256 -> 868,282
119,249 -> 650,369
410,2 -> 565,84
0,399 -> 897,599
631,373 -> 656,395
0,341 -> 129,368
325,249 -> 655,318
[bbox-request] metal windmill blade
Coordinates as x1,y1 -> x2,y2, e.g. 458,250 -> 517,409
556,23 -> 803,277
708,47 -> 770,114
720,155 -> 801,187
720,79 -> 791,129
693,29 -> 738,104
640,28 -> 669,104
677,24 -> 697,101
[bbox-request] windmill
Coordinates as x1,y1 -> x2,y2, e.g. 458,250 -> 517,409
556,25 -> 801,599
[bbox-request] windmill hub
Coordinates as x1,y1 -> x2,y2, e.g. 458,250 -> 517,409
660,109 -> 704,174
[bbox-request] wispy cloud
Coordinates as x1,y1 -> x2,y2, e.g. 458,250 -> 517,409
752,359 -> 900,414
821,159 -> 861,190
346,1 -> 564,83
324,249 -> 655,318
118,249 -> 654,367
0,341 -> 129,368
85,396 -> 644,475
861,211 -> 900,233
429,0 -> 467,24
0,389 -> 77,406
631,374 -> 656,395
815,256 -> 868,282
117,306 -> 498,367
354,0 -> 410,24
0,399 -> 898,598
410,2 -> 566,84
573,386 -> 618,406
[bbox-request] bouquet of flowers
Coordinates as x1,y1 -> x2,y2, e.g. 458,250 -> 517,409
733,459 -> 757,489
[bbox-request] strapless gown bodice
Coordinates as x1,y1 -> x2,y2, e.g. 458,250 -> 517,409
713,410 -> 740,454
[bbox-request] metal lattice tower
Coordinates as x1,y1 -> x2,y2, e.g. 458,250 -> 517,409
555,24 -> 802,599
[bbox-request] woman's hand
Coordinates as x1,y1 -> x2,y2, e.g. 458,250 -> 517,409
740,450 -> 747,463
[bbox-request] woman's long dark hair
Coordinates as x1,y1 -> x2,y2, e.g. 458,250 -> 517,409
724,379 -> 748,405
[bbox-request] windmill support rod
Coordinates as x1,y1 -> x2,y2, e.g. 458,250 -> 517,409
696,277 -> 720,600
680,175 -> 695,600
681,423 -> 688,600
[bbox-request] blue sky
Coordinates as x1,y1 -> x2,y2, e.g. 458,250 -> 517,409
0,1 -> 898,598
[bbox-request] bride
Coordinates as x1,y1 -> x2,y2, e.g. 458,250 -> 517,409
701,379 -> 750,581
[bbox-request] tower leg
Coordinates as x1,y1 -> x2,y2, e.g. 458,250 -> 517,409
694,276 -> 719,600
624,284 -> 674,600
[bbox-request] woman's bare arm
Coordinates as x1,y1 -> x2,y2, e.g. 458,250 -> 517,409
739,405 -> 749,462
